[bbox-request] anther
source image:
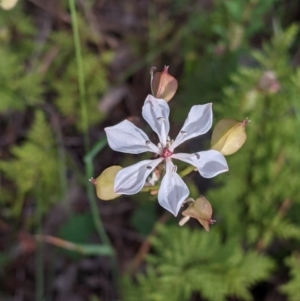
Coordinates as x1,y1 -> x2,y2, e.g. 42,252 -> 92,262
157,117 -> 165,123
194,153 -> 200,159
146,166 -> 152,170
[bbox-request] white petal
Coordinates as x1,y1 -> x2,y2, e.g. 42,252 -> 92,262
172,150 -> 228,178
171,103 -> 213,150
105,120 -> 160,154
158,159 -> 189,216
114,158 -> 163,194
142,94 -> 170,146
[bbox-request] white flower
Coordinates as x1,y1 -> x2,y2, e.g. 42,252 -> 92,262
104,95 -> 228,216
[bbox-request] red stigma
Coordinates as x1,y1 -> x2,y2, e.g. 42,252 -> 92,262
163,65 -> 169,73
161,147 -> 173,158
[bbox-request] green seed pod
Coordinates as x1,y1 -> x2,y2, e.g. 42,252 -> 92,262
0,0 -> 19,10
90,166 -> 122,201
210,118 -> 248,156
150,66 -> 178,102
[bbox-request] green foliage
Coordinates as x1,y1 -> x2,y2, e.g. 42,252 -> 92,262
251,23 -> 299,72
208,24 -> 300,247
0,110 -> 62,215
214,0 -> 281,39
49,19 -> 113,131
280,253 -> 300,301
0,5 -> 112,126
0,7 -> 44,112
122,23 -> 300,301
122,226 -> 274,301
173,0 -> 282,119
2,1 -> 300,300
176,0 -> 280,56
0,1 -> 112,218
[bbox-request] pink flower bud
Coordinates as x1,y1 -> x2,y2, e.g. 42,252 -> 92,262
150,66 -> 178,102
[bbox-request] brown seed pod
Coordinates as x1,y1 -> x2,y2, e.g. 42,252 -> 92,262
181,196 -> 215,231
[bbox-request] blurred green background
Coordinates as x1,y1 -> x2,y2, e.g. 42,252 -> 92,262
1,0 -> 300,300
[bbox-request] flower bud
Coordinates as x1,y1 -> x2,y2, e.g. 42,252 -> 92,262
90,166 -> 122,200
150,66 -> 178,102
210,118 -> 248,156
180,196 -> 215,231
257,71 -> 280,94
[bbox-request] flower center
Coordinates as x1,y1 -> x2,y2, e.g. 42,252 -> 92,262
161,147 -> 173,158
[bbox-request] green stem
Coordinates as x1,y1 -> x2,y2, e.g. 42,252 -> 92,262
84,138 -> 112,248
84,138 -> 119,291
141,185 -> 159,192
68,0 -> 89,150
84,138 -> 108,179
179,165 -> 196,178
69,0 -> 117,289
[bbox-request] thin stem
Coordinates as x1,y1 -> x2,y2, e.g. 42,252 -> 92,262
84,138 -> 119,294
68,0 -> 117,289
68,0 -> 89,150
84,137 -> 108,176
179,165 -> 196,178
84,137 -> 111,247
141,185 -> 159,192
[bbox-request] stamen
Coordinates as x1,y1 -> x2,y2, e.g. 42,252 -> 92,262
183,198 -> 195,204
194,153 -> 200,159
179,216 -> 190,226
157,117 -> 165,123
